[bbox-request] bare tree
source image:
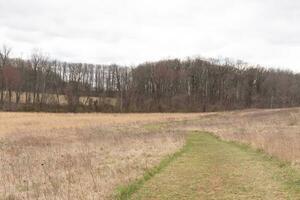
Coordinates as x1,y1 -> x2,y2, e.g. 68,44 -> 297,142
0,45 -> 11,105
0,43 -> 300,112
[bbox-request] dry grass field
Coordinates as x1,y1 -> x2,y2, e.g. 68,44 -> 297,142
0,112 -> 200,199
183,108 -> 300,164
1,91 -> 117,106
0,91 -> 117,106
0,108 -> 300,199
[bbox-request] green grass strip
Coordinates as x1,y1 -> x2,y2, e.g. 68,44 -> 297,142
115,132 -> 300,199
114,137 -> 190,200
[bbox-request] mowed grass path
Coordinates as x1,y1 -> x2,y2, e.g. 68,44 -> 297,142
130,133 -> 300,200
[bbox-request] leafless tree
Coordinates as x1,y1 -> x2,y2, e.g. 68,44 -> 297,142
0,44 -> 300,112
0,45 -> 11,105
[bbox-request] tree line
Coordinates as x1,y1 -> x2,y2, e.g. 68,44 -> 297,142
0,45 -> 299,112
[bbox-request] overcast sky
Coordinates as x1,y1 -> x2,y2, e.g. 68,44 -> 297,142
0,0 -> 299,71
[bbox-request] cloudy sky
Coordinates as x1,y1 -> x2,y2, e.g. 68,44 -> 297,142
0,0 -> 299,71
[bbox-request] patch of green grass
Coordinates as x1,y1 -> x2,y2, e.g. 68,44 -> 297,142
129,132 -> 300,200
114,140 -> 188,200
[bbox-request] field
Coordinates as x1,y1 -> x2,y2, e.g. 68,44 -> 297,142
0,109 -> 300,199
0,112 -> 199,199
1,91 -> 117,106
132,133 -> 300,199
187,108 -> 300,163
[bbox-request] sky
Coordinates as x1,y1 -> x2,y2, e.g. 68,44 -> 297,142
0,0 -> 299,72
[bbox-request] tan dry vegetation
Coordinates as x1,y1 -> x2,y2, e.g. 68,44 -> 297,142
1,108 -> 300,199
184,108 -> 300,164
1,91 -> 117,106
0,112 -> 200,200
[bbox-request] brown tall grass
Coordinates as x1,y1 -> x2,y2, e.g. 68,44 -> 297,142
1,108 -> 300,199
0,113 -> 199,199
183,108 -> 300,165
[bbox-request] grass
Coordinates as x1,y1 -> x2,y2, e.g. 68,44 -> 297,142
0,113 -> 198,199
115,139 -> 187,200
1,108 -> 300,199
130,132 -> 300,200
185,108 -> 300,163
0,90 -> 117,106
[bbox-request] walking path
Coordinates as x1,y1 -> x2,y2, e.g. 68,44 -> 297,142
130,132 -> 300,200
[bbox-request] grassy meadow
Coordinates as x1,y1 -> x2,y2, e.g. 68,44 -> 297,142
0,108 -> 300,199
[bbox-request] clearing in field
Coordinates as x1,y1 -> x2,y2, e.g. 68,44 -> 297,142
130,133 -> 300,200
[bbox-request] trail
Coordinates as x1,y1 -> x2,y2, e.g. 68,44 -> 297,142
130,133 -> 300,200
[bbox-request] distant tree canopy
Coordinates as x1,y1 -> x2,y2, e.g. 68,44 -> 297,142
0,45 -> 299,112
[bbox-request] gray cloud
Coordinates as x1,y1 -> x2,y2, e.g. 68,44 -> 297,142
0,0 -> 299,71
